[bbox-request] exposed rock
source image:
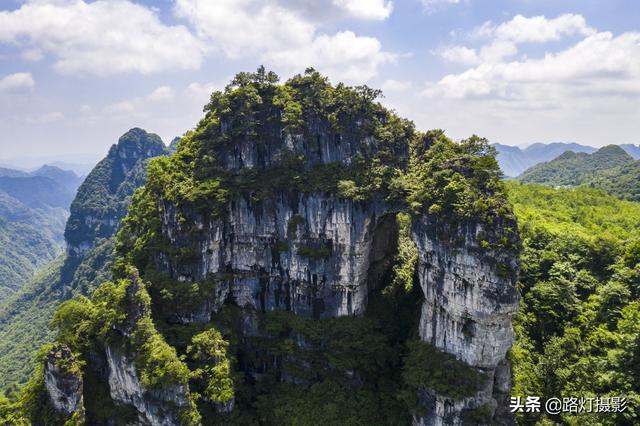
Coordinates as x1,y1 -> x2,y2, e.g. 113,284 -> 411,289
412,217 -> 519,425
154,195 -> 518,425
157,195 -> 400,319
105,345 -> 189,426
43,344 -> 85,421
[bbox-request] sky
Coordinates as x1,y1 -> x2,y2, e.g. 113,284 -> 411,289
1,0 -> 639,167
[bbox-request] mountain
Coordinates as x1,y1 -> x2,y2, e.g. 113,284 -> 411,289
517,145 -> 634,186
47,161 -> 96,177
0,167 -> 29,178
0,165 -> 78,301
493,142 -> 597,177
31,165 -> 82,193
0,128 -> 168,390
2,69 -> 519,425
64,128 -> 167,257
0,176 -> 74,210
586,161 -> 640,201
493,142 -> 640,178
0,192 -> 67,300
619,143 -> 640,159
168,136 -> 181,153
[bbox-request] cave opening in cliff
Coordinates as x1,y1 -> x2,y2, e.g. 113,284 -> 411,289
365,213 -> 399,296
364,213 -> 423,343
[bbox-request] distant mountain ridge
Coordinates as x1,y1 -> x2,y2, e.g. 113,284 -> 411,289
514,144 -> 640,202
517,145 -> 634,186
0,164 -> 82,210
493,142 -> 640,177
31,164 -> 83,192
0,192 -> 67,300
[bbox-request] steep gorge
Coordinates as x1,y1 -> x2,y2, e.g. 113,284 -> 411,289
21,69 -> 519,425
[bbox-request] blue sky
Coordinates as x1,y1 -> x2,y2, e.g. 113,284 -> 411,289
1,0 -> 639,167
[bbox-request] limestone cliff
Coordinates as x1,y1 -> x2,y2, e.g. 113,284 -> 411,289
40,68 -> 519,425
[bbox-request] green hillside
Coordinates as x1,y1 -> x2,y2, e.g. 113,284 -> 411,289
586,161 -> 640,201
0,192 -> 67,300
508,181 -> 640,425
517,145 -> 634,186
0,129 -> 168,389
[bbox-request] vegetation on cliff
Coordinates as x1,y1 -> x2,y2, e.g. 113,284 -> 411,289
0,129 -> 168,390
0,68 -> 515,424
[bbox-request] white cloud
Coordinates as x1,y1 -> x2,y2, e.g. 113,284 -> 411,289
492,14 -> 594,43
148,86 -> 175,102
440,45 -> 480,65
0,0 -> 204,76
428,22 -> 640,103
0,72 -> 35,92
407,14 -> 640,147
478,40 -> 517,63
184,81 -> 225,104
264,31 -> 396,81
332,0 -> 393,20
174,0 -> 395,82
21,49 -> 44,62
381,79 -> 412,92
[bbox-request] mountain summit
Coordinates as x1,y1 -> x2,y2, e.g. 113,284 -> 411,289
12,69 -> 520,425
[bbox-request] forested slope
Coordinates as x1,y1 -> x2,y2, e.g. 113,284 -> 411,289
0,129 -> 168,389
508,182 -> 640,425
0,191 -> 67,300
517,145 -> 634,186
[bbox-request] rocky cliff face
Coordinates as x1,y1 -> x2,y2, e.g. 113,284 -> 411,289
43,344 -> 85,422
412,218 -> 518,425
41,69 -> 519,425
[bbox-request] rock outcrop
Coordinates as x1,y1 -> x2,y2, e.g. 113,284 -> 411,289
105,345 -> 190,426
43,344 -> 85,422
413,218 -> 519,425
41,69 -> 520,425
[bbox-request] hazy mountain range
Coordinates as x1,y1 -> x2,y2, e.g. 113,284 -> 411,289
493,142 -> 640,177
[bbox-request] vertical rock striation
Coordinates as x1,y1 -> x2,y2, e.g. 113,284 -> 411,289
41,69 -> 519,425
43,344 -> 85,422
412,217 -> 519,425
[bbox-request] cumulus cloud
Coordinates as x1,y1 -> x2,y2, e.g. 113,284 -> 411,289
440,45 -> 480,65
427,16 -> 640,104
0,72 -> 35,92
0,0 -> 204,76
174,0 -> 396,82
332,0 -> 393,20
489,14 -> 594,43
148,86 -> 175,102
0,0 -> 396,81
